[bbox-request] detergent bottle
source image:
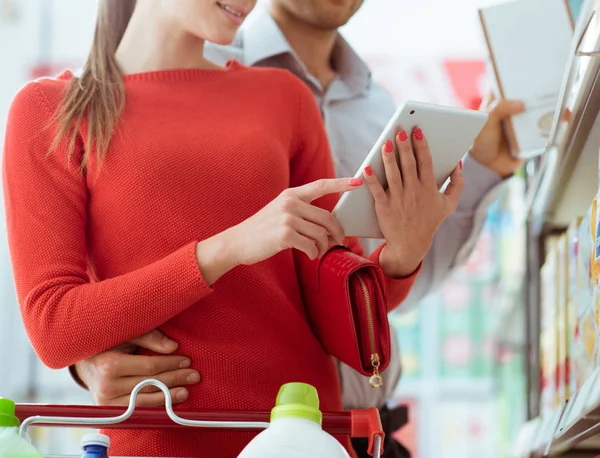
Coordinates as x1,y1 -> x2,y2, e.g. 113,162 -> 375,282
0,397 -> 44,458
238,382 -> 351,458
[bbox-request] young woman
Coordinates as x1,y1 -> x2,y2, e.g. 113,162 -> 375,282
3,0 -> 463,456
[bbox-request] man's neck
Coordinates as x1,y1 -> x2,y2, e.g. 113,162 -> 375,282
269,6 -> 338,91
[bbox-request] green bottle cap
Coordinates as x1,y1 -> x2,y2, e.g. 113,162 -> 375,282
270,383 -> 322,426
0,398 -> 20,427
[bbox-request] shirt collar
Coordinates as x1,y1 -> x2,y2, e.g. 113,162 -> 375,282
242,8 -> 372,95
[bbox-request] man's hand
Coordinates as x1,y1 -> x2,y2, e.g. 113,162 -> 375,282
470,96 -> 526,178
75,330 -> 201,407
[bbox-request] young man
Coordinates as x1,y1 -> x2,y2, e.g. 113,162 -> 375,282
70,1 -> 524,456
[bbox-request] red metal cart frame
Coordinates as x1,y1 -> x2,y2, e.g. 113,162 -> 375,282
15,379 -> 385,458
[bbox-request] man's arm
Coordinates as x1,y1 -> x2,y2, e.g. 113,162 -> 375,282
401,153 -> 502,307
69,330 -> 201,407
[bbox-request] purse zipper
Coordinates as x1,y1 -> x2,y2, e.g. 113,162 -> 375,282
357,274 -> 383,389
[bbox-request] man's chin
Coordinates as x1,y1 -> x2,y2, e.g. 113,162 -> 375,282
313,17 -> 351,31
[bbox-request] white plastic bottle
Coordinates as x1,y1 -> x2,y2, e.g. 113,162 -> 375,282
238,382 -> 351,458
0,398 -> 44,458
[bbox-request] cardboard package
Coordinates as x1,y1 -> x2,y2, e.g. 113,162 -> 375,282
479,0 -> 574,156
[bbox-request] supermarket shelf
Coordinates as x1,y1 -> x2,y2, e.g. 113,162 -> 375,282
526,4 -> 600,236
519,368 -> 600,457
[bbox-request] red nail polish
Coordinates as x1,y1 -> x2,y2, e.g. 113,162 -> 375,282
460,160 -> 463,170
364,166 -> 373,177
384,140 -> 393,153
414,128 -> 424,141
349,178 -> 363,186
398,130 -> 408,142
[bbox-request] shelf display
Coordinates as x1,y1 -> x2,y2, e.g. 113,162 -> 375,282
515,0 -> 600,450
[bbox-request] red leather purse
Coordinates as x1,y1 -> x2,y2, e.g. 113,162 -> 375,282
295,246 -> 392,389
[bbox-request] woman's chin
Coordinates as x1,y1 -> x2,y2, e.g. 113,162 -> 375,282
206,32 -> 239,46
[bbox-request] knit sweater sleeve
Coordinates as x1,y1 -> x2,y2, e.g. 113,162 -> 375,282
288,79 -> 419,311
2,81 -> 213,369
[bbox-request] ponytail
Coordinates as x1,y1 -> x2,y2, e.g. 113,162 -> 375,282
53,0 -> 136,169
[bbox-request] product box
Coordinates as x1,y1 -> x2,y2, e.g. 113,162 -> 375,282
569,217 -> 583,299
540,237 -> 560,414
572,199 -> 599,389
567,217 -> 582,396
557,234 -> 570,403
592,196 -> 599,290
577,299 -> 599,383
596,148 -> 600,279
479,0 -> 574,156
577,200 -> 596,317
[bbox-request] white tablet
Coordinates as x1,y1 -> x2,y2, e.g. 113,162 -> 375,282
333,101 -> 489,239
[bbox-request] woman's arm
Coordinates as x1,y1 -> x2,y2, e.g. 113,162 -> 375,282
3,81 -> 233,369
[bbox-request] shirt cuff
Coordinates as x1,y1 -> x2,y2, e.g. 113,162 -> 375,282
457,153 -> 504,215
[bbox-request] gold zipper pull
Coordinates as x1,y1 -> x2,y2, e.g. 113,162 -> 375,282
369,353 -> 383,388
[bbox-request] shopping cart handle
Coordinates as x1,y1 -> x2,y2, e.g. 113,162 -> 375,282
15,405 -> 383,455
351,408 -> 385,457
15,380 -> 385,458
15,404 -> 351,433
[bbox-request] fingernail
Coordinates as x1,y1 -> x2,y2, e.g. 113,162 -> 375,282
512,100 -> 525,109
383,140 -> 393,153
397,130 -> 408,142
161,337 -> 177,351
175,389 -> 188,402
460,160 -> 463,170
187,371 -> 201,383
349,178 -> 363,186
364,166 -> 373,177
414,128 -> 424,141
180,359 -> 192,369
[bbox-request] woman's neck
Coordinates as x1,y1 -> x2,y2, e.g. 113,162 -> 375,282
116,5 -> 219,74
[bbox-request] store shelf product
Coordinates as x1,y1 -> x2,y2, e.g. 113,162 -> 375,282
568,217 -> 583,397
540,237 -> 560,415
557,234 -> 570,403
572,198 -> 600,390
478,0 -> 573,156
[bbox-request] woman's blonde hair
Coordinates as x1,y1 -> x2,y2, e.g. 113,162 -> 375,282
54,0 -> 136,169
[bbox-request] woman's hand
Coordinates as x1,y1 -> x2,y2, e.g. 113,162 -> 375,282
195,178 -> 363,284
363,128 -> 464,278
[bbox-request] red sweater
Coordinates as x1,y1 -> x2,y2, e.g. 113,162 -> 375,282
3,61 -> 417,457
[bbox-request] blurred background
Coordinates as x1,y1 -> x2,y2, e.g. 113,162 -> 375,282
0,0 -> 582,456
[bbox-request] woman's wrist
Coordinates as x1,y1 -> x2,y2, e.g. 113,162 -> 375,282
379,244 -> 422,278
195,229 -> 240,286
